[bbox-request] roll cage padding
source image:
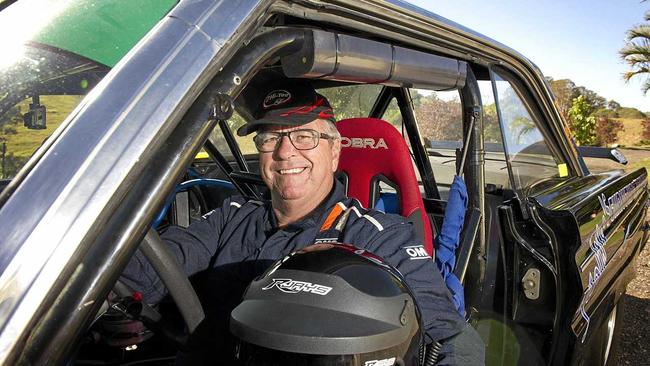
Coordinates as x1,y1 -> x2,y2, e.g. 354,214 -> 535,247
336,118 -> 434,254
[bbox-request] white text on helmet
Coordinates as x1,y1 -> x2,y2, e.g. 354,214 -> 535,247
262,278 -> 333,295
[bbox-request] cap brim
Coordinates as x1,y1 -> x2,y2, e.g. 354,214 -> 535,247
236,113 -> 316,136
236,102 -> 335,136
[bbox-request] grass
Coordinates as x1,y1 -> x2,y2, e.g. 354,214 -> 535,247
614,118 -> 645,147
1,95 -> 83,158
629,156 -> 650,174
611,118 -> 650,176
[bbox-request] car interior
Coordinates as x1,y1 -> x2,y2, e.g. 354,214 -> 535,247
0,20 -> 570,365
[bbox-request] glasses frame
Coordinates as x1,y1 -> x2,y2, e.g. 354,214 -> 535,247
253,128 -> 335,152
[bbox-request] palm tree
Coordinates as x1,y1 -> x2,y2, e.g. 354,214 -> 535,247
620,11 -> 650,94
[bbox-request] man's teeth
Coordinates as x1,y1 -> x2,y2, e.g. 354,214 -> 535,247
279,167 -> 306,175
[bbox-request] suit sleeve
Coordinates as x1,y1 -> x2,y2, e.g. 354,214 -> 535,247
120,197 -> 240,303
365,221 -> 485,365
365,221 -> 466,343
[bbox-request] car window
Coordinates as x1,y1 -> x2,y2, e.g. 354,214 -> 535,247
491,70 -> 568,195
0,44 -> 108,180
478,79 -> 510,190
317,84 -> 383,120
209,111 -> 257,159
0,0 -> 177,182
411,89 -> 463,189
1,95 -> 84,179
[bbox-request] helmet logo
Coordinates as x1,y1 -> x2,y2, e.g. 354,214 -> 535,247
262,278 -> 332,296
364,358 -> 396,366
263,90 -> 292,109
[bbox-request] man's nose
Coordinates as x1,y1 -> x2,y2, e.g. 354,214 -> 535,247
274,135 -> 297,159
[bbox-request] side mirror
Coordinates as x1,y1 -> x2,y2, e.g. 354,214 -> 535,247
23,96 -> 46,130
610,148 -> 627,165
576,146 -> 628,165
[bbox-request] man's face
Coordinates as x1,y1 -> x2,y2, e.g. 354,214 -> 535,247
258,119 -> 341,203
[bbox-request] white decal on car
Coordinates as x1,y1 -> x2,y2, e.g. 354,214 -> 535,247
577,174 -> 646,342
262,278 -> 332,295
364,357 -> 396,366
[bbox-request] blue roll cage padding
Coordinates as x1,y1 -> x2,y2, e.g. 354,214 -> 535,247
153,178 -> 235,228
434,176 -> 468,316
377,180 -> 467,316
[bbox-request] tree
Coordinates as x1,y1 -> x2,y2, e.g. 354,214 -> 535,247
607,100 -> 621,110
548,78 -> 607,118
617,107 -> 646,119
573,86 -> 607,110
595,117 -> 623,146
594,108 -> 619,118
641,118 -> 650,144
620,11 -> 650,94
482,103 -> 502,143
548,78 -> 576,119
414,94 -> 463,141
568,95 -> 597,146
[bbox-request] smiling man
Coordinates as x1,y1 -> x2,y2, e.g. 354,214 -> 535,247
122,80 -> 484,365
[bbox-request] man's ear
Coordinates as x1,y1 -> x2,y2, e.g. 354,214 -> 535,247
330,138 -> 341,172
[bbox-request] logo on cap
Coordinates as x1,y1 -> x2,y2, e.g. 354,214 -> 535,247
263,90 -> 292,109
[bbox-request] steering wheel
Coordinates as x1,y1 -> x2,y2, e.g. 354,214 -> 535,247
90,229 -> 205,353
137,228 -> 206,333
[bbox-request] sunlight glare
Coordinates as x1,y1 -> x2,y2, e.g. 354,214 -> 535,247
0,0 -> 74,70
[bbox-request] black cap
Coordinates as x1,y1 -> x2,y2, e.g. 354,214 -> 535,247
236,80 -> 336,136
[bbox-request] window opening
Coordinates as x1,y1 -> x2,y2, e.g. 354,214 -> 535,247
490,68 -> 568,197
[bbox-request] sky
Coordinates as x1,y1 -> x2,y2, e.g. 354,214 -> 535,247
408,0 -> 650,111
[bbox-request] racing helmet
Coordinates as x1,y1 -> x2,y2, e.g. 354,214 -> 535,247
230,243 -> 423,366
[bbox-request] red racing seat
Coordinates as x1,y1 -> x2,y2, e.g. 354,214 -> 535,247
336,117 -> 434,255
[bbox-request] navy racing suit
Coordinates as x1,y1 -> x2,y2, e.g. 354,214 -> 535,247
121,180 -> 483,364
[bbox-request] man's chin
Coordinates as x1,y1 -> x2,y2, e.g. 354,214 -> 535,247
276,188 -> 307,201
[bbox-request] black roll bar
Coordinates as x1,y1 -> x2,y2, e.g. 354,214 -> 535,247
458,67 -> 487,314
394,87 -> 441,202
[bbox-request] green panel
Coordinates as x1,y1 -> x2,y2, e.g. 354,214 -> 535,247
34,0 -> 177,67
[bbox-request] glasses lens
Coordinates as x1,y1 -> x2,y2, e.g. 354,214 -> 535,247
254,133 -> 280,152
289,130 -> 318,150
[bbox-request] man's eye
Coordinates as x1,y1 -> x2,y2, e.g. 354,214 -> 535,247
293,133 -> 313,142
262,136 -> 279,144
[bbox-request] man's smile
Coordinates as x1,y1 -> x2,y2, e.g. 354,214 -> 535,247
278,167 -> 308,175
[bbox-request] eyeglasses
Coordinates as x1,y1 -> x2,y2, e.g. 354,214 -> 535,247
253,129 -> 335,152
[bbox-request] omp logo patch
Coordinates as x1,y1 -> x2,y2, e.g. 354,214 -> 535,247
404,245 -> 431,260
364,357 -> 396,366
262,278 -> 332,295
263,90 -> 291,109
341,137 -> 388,149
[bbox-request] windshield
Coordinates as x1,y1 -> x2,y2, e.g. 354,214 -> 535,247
0,0 -> 176,183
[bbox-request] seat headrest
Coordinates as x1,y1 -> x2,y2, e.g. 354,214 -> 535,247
336,117 -> 433,254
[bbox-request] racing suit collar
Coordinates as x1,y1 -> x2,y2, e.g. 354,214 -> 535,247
266,179 -> 346,232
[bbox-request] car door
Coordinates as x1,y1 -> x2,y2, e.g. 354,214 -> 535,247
488,65 -> 648,365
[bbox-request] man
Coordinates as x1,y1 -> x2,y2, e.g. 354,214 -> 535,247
122,80 -> 484,365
